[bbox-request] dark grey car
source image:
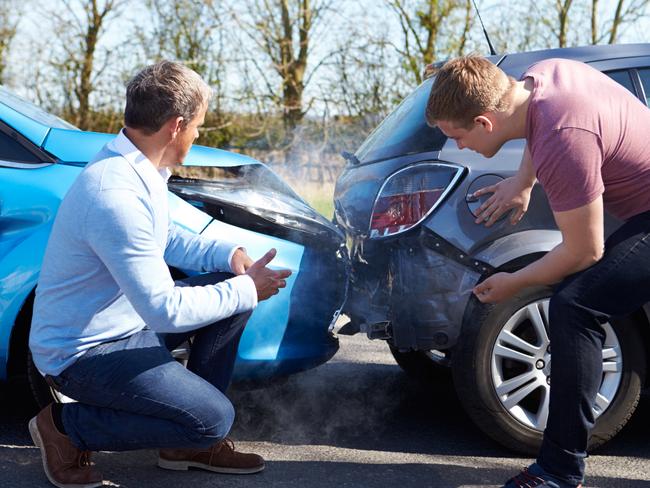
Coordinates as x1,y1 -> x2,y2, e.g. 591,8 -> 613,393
334,43 -> 650,454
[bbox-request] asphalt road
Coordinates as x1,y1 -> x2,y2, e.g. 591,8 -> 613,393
1,333 -> 649,488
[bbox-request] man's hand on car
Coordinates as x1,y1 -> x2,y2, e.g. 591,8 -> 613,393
230,248 -> 254,275
245,248 -> 292,301
472,176 -> 533,227
473,272 -> 521,303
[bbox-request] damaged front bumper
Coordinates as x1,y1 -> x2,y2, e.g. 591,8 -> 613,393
167,166 -> 350,380
342,228 -> 492,352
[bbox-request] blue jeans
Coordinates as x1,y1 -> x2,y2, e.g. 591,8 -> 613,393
46,272 -> 251,452
538,210 -> 650,485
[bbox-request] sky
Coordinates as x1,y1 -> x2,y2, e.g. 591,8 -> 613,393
5,0 -> 650,110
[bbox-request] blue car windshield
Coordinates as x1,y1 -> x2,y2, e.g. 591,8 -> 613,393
355,76 -> 447,164
0,85 -> 79,130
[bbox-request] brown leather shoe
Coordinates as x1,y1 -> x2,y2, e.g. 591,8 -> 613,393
28,404 -> 103,488
158,438 -> 264,474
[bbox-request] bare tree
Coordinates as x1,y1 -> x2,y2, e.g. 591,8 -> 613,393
324,34 -> 403,127
234,0 -> 333,131
44,0 -> 126,130
144,0 -> 221,79
590,0 -> 650,44
386,0 -> 472,86
591,0 -> 600,44
456,0 -> 473,56
535,0 -> 576,48
142,0 -> 231,146
556,0 -> 574,47
490,1 -> 553,52
0,0 -> 26,85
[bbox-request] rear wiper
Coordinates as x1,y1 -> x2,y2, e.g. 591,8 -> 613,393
341,150 -> 360,165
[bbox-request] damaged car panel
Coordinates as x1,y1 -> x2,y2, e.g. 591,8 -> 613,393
168,169 -> 348,380
335,43 -> 650,455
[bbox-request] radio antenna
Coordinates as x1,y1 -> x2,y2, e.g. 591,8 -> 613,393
471,0 -> 497,55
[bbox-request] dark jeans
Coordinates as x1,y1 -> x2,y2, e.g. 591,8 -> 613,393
47,272 -> 251,452
538,210 -> 650,485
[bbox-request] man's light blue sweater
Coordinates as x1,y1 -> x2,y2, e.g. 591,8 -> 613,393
29,131 -> 257,376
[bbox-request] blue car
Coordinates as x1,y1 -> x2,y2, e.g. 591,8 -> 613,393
0,85 -> 348,405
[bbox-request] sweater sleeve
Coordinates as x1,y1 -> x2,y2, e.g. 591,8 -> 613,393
85,189 -> 257,332
165,219 -> 240,273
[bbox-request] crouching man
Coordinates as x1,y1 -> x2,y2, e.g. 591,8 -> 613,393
28,60 -> 291,488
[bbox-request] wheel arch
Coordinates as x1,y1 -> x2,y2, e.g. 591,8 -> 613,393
472,229 -> 561,269
456,250 -> 548,361
464,243 -> 650,387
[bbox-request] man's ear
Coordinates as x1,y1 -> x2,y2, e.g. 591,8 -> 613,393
169,116 -> 184,139
474,114 -> 494,133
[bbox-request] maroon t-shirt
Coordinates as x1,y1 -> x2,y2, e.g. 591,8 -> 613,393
524,58 -> 650,220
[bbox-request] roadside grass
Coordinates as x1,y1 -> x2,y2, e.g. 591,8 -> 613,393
287,180 -> 336,218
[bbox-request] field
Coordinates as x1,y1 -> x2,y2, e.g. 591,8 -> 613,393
288,180 -> 336,218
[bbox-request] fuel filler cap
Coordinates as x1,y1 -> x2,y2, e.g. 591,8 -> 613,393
466,174 -> 506,220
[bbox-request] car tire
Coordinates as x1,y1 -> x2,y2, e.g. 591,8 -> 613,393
27,352 -> 75,408
389,345 -> 451,383
27,351 -> 57,408
452,287 -> 646,455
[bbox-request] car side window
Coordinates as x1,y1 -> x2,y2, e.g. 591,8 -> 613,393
0,130 -> 40,164
604,69 -> 635,95
636,68 -> 650,106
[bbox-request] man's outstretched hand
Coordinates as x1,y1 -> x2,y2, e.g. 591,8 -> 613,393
245,248 -> 292,301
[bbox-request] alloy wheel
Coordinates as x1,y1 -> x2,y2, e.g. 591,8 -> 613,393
490,298 -> 622,431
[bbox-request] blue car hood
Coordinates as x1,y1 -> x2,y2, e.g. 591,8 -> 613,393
42,128 -> 259,167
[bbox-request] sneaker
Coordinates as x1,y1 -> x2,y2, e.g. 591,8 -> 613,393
158,438 -> 264,474
28,404 -> 103,488
503,464 -> 582,488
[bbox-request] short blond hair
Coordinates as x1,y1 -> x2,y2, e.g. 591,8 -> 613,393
425,55 -> 514,129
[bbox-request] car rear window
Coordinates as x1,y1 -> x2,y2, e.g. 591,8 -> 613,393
355,77 -> 447,164
636,68 -> 650,106
604,69 -> 635,95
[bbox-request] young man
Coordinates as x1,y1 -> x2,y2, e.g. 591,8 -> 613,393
426,55 -> 650,487
28,60 -> 291,488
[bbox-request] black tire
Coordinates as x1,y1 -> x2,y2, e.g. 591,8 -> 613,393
452,287 -> 646,455
27,351 -> 59,408
389,345 -> 452,383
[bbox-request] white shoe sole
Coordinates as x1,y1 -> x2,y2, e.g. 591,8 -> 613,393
28,416 -> 103,488
157,457 -> 265,474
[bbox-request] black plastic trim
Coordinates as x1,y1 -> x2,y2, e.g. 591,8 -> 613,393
0,120 -> 56,165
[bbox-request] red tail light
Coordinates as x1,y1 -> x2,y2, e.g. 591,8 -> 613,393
369,163 -> 463,238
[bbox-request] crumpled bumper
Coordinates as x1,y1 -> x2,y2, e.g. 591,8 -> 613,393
343,229 -> 487,351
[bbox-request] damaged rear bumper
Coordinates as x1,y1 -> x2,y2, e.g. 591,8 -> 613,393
343,229 -> 491,351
